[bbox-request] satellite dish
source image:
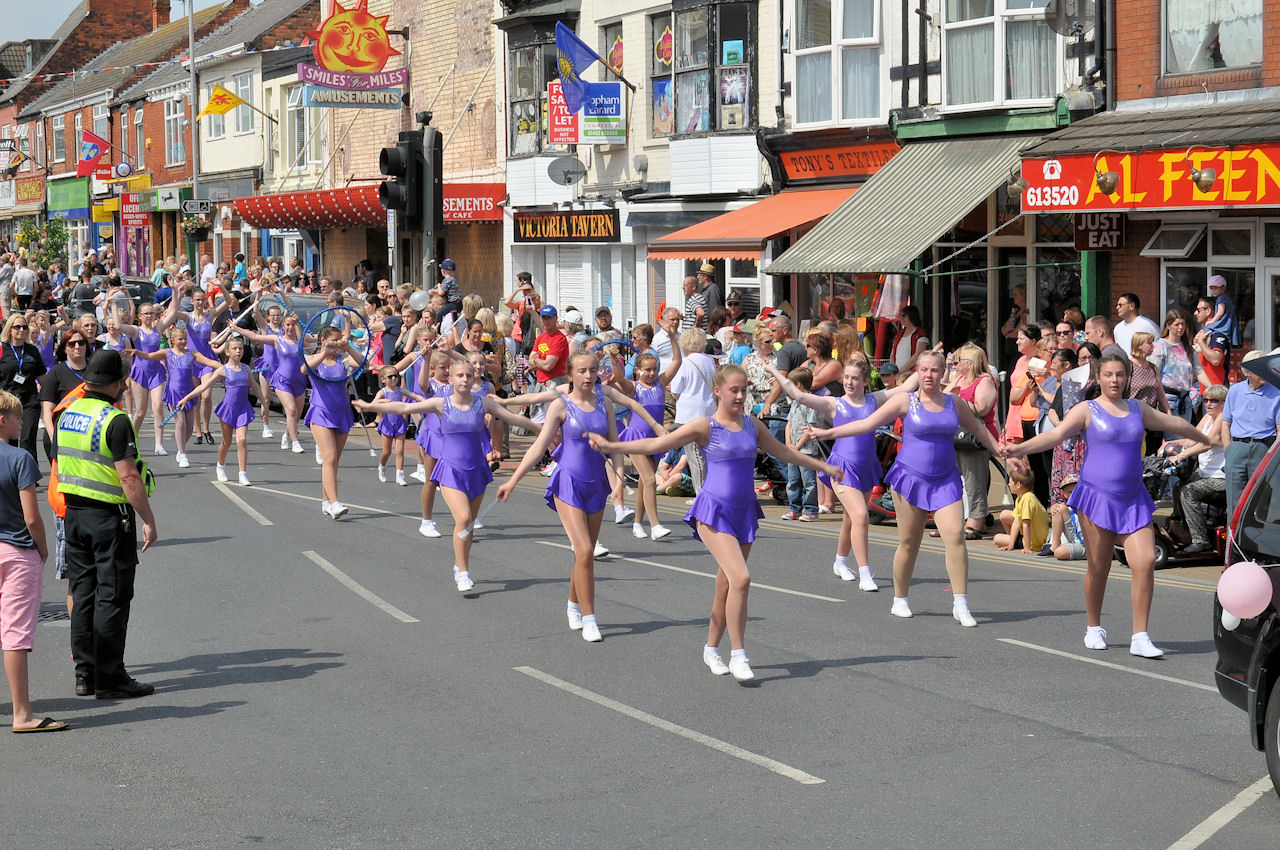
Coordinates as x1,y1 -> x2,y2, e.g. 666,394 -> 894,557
1045,0 -> 1096,37
547,156 -> 587,186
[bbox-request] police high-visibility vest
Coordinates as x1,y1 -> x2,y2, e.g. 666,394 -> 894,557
55,397 -> 135,503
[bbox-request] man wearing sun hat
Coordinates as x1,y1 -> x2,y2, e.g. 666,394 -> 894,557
696,262 -> 722,313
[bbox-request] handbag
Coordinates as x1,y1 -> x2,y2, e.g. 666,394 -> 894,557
954,399 -> 986,451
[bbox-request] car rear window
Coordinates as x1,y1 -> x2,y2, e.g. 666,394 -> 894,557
1237,451 -> 1280,562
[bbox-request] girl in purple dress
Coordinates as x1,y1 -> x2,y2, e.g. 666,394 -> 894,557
163,286 -> 231,446
766,356 -> 918,591
411,351 -> 453,537
118,302 -> 173,455
236,313 -> 306,453
175,336 -> 255,486
809,351 -> 1001,628
1005,352 -> 1212,658
388,326 -> 440,485
304,327 -> 362,520
369,365 -> 424,486
608,315 -> 682,540
593,364 -> 840,681
498,354 -> 625,642
131,326 -> 221,469
252,298 -> 284,439
359,359 -> 536,592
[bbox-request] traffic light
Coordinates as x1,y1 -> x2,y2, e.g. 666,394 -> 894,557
422,126 -> 444,234
379,130 -> 424,232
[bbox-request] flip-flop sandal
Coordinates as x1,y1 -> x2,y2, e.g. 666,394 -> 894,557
964,529 -> 983,540
928,529 -> 941,538
13,717 -> 69,733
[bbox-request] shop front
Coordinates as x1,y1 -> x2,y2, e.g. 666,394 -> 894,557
235,185 -> 386,282
1020,100 -> 1280,360
0,175 -> 44,247
441,183 -> 506,306
508,206 -> 635,321
201,174 -> 257,268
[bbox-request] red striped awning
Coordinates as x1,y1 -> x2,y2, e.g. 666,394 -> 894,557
234,185 -> 385,230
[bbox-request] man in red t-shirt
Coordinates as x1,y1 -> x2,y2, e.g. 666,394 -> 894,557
1193,297 -> 1231,385
531,304 -> 568,385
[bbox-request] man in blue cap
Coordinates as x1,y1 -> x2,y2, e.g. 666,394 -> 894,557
431,258 -> 463,329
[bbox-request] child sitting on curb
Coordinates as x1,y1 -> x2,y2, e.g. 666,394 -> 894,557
1039,475 -> 1087,560
994,463 -> 1049,554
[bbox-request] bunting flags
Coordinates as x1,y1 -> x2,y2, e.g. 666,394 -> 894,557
76,130 -> 109,178
196,83 -> 247,120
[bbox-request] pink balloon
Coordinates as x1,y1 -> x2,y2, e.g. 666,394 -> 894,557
1218,561 -> 1275,620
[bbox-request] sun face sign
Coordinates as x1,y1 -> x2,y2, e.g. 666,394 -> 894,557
306,0 -> 401,75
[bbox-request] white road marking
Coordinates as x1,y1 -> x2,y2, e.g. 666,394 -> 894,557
212,481 -> 273,526
536,540 -> 843,602
998,638 -> 1217,692
302,551 -> 419,623
514,665 -> 825,785
246,484 -> 406,519
1167,776 -> 1273,849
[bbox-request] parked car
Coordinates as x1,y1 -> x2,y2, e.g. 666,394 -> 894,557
1213,353 -> 1280,796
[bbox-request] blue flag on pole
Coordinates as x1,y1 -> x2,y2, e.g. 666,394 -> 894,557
555,21 -> 604,114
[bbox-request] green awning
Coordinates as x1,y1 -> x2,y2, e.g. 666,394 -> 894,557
765,134 -> 1041,276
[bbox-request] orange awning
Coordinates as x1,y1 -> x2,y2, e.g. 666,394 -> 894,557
647,186 -> 858,261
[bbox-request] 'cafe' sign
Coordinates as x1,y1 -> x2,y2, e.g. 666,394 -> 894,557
1021,143 -> 1280,212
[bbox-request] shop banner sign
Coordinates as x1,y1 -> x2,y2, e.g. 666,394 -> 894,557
0,180 -> 14,209
298,2 -> 405,111
547,81 -> 625,145
1022,144 -> 1280,212
443,183 -> 505,221
122,193 -> 150,228
47,177 -> 90,220
514,209 -> 620,243
780,141 -> 899,184
302,86 -> 401,109
15,178 -> 42,205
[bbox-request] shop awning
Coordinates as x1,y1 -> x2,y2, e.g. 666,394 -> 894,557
765,135 -> 1040,276
647,186 -> 858,261
234,185 -> 384,230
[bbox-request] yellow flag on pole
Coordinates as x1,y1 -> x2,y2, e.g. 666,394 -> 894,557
196,83 -> 247,120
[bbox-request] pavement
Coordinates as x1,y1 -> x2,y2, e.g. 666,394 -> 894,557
8,424 -> 1277,847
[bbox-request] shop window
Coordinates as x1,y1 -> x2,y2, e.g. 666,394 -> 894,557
1035,246 -> 1081,336
794,0 -> 881,125
92,102 -> 109,140
1164,0 -> 1262,75
507,42 -> 558,157
601,22 -> 624,76
205,79 -> 225,140
52,116 -> 64,163
234,72 -> 254,135
1140,224 -> 1205,258
1164,265 -> 1255,353
1265,222 -> 1280,258
943,0 -> 1057,108
1210,226 -> 1252,258
1034,211 -> 1072,244
653,2 -> 757,136
164,98 -> 186,166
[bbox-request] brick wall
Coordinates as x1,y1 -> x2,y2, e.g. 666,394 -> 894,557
444,221 -> 503,307
1105,218 -> 1161,318
322,228 -> 370,284
1115,0 -> 1277,101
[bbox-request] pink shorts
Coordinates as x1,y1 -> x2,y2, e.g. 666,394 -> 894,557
0,542 -> 44,651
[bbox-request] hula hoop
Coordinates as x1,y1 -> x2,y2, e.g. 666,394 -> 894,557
302,305 -> 372,383
589,340 -> 638,356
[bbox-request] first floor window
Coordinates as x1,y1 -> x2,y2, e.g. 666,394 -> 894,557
165,97 -> 186,165
205,80 -> 225,139
92,102 -> 109,140
944,0 -> 1057,107
654,2 -> 757,136
507,42 -> 557,156
1165,0 -> 1262,75
285,85 -> 320,165
51,115 -> 65,162
134,108 -> 145,171
234,72 -> 254,134
794,0 -> 881,125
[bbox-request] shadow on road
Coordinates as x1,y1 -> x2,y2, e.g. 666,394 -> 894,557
128,648 -> 344,692
744,653 -> 947,687
147,535 -> 235,548
56,700 -> 250,728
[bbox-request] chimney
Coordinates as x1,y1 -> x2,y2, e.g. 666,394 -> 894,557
152,0 -> 170,28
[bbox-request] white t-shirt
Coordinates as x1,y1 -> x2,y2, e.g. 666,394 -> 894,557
11,268 -> 36,296
200,262 -> 217,288
670,352 -> 717,424
1113,315 -> 1160,355
651,328 -> 674,373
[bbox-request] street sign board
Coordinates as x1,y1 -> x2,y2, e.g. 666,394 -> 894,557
182,199 -> 213,214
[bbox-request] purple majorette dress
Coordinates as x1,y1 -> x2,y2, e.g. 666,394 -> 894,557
304,359 -> 354,431
270,336 -> 306,396
36,332 -> 56,371
684,414 -> 765,542
617,381 -> 666,462
475,379 -> 495,454
129,326 -> 166,390
402,353 -> 423,398
820,395 -> 881,492
214,363 -> 255,429
187,314 -> 216,379
163,349 -> 198,411
1068,399 -> 1155,534
376,388 -> 408,437
252,323 -> 281,376
545,388 -> 608,514
885,392 -> 963,511
416,378 -> 450,457
430,395 -> 492,499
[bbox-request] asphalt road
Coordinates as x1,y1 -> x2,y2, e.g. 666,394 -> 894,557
9,430 -> 1280,848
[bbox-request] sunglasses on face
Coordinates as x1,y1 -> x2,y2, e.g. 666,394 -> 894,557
66,339 -> 87,347
11,324 -> 27,330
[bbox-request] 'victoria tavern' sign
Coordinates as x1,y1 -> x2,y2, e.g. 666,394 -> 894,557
514,209 -> 620,243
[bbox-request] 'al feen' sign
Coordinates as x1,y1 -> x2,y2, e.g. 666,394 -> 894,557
514,209 -> 619,243
547,80 -> 626,145
1021,144 -> 1280,212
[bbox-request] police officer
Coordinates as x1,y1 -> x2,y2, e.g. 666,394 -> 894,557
56,349 -> 159,700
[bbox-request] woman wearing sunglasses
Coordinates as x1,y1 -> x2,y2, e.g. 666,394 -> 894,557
0,314 -> 47,458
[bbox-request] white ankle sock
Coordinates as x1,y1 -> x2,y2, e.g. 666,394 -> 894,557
858,565 -> 873,577
704,645 -> 720,655
567,601 -> 581,615
581,613 -> 597,626
730,648 -> 747,660
894,595 -> 909,606
953,593 -> 968,608
834,554 -> 848,568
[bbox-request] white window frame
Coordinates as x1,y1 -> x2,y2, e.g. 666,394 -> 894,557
73,113 -> 82,155
941,0 -> 1061,111
204,78 -> 225,140
233,72 -> 254,135
1140,224 -> 1206,258
792,0 -> 883,128
92,101 -> 109,140
34,122 -> 42,173
52,115 -> 65,162
15,124 -> 29,173
164,97 -> 186,166
285,85 -> 320,166
134,108 -> 145,172
1162,0 -> 1263,76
